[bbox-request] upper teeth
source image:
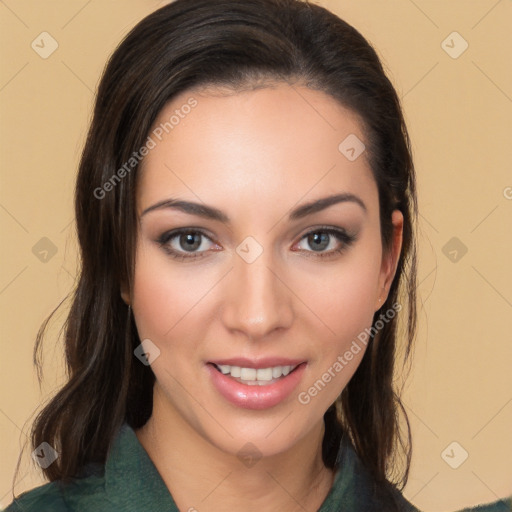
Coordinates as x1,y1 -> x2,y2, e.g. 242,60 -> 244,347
217,364 -> 297,382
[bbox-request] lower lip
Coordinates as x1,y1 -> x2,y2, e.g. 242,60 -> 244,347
206,363 -> 307,410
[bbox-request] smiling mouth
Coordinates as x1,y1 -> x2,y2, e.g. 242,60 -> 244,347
210,363 -> 303,386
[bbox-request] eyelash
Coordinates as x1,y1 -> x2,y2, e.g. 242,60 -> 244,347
156,226 -> 357,261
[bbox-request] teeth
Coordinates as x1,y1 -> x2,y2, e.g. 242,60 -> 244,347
230,366 -> 241,378
240,368 -> 257,380
215,364 -> 298,384
256,368 -> 272,381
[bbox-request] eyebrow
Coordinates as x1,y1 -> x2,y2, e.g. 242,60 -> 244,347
140,192 -> 367,223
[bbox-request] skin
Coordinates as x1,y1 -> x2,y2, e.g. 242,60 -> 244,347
121,82 -> 403,512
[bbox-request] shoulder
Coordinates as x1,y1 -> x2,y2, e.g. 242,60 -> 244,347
331,440 -> 511,512
2,424 -> 178,512
323,438 -> 419,511
2,466 -> 108,512
3,481 -> 68,512
456,498 -> 512,512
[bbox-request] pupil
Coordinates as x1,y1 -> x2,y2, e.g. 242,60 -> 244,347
181,233 -> 201,251
309,232 -> 328,251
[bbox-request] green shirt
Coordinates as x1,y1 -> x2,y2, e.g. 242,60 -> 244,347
3,424 -> 510,512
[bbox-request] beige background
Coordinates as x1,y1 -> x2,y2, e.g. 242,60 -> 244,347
1,1 -> 511,510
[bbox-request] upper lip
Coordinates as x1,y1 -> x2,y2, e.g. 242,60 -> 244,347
208,357 -> 306,369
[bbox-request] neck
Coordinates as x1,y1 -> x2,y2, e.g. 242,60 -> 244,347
135,387 -> 335,512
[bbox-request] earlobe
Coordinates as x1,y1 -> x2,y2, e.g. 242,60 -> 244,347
389,209 -> 404,280
120,283 -> 131,306
377,210 -> 404,308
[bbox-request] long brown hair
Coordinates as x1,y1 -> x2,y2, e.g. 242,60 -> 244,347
29,0 -> 417,494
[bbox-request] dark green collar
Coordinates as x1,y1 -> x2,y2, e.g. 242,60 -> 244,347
102,424 -> 179,510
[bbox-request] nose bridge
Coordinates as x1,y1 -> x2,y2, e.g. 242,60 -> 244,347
222,242 -> 293,340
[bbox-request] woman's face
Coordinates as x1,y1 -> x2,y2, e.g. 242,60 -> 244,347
127,83 -> 403,459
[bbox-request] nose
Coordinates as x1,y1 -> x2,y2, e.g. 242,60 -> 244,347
221,247 -> 294,341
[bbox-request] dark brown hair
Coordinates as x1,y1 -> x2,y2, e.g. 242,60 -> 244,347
29,0 -> 417,496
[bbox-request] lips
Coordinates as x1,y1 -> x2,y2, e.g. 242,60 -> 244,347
206,358 -> 307,410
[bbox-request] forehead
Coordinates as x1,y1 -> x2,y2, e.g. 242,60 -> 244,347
137,83 -> 377,218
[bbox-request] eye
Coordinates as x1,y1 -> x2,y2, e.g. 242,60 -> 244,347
157,226 -> 356,262
293,227 -> 356,258
157,229 -> 218,260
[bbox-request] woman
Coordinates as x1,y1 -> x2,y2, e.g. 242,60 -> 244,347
5,0 -> 510,510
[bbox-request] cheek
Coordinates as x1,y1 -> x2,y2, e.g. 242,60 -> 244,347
298,243 -> 382,345
320,270 -> 376,326
294,256 -> 382,410
130,243 -> 205,341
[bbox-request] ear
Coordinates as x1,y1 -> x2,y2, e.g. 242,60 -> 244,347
375,209 -> 403,311
120,281 -> 131,305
